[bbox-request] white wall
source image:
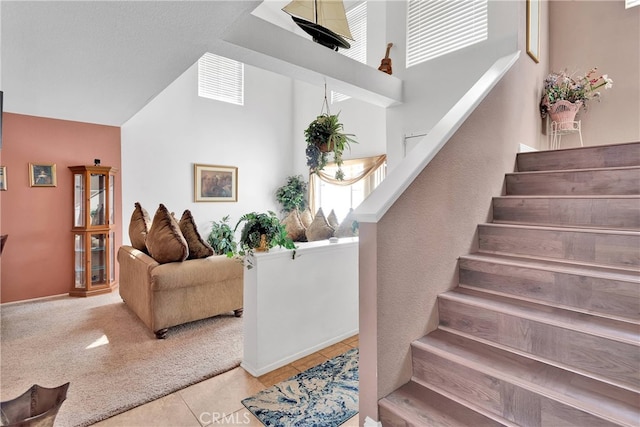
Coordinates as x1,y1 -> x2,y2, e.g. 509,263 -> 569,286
121,62 -> 294,240
383,0 -> 521,169
549,0 -> 640,147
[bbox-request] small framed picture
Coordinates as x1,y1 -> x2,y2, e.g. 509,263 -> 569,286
194,164 -> 238,202
29,163 -> 57,187
0,166 -> 6,191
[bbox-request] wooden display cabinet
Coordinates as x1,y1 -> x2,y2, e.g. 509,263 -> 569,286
69,165 -> 117,297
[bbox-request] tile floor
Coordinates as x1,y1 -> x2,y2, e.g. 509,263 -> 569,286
92,335 -> 360,427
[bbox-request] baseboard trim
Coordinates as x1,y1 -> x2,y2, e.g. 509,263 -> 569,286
519,143 -> 537,153
241,328 -> 359,377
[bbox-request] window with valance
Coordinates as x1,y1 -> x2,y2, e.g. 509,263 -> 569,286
309,154 -> 386,222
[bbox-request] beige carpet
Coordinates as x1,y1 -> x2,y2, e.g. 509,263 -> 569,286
0,291 -> 243,427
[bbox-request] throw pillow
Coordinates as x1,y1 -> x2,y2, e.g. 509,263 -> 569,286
146,204 -> 189,264
306,207 -> 335,241
128,202 -> 151,252
282,209 -> 307,242
179,210 -> 214,259
335,208 -> 359,238
327,209 -> 340,229
300,208 -> 314,229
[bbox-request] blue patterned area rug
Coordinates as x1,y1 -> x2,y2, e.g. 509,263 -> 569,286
242,348 -> 358,427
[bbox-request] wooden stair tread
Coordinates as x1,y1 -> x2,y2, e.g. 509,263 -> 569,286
414,330 -> 640,426
478,223 -> 640,270
492,220 -> 639,232
520,140 -> 640,155
507,165 -> 640,176
479,222 -> 640,236
491,195 -> 640,231
505,166 -> 640,196
439,287 -> 640,345
380,381 -> 507,427
495,195 -> 640,199
516,142 -> 640,172
460,252 -> 640,283
475,250 -> 640,274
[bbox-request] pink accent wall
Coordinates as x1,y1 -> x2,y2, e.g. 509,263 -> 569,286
0,113 -> 121,303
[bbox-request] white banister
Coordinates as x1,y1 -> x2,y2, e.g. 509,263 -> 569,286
355,51 -> 521,223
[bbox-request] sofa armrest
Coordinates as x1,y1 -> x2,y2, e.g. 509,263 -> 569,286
118,245 -> 159,272
118,245 -> 159,331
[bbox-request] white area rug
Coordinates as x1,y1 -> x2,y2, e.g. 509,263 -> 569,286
0,292 -> 242,427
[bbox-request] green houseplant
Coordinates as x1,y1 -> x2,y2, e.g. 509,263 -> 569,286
233,211 -> 296,268
305,113 -> 357,180
207,215 -> 237,256
275,175 -> 308,214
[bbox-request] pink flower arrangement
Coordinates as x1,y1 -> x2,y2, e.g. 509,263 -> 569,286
540,68 -> 613,118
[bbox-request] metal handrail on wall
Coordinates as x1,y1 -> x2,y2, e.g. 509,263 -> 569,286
355,51 -> 521,224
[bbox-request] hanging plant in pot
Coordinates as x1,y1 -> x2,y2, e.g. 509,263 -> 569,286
305,85 -> 357,180
305,112 -> 357,180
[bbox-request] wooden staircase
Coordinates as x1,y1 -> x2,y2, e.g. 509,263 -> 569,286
379,142 -> 640,426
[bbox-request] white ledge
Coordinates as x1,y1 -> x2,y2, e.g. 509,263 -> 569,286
216,14 -> 403,108
249,237 -> 359,261
354,51 -> 521,223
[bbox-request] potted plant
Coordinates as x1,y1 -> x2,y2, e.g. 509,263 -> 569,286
305,113 -> 357,180
233,211 -> 296,268
207,215 -> 237,256
275,175 -> 308,214
540,68 -> 613,128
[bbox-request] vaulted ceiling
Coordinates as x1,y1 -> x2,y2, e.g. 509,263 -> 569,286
1,1 -> 401,127
1,1 -> 261,126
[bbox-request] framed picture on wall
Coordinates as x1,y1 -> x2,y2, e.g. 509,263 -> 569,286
29,163 -> 57,187
0,166 -> 6,191
194,164 -> 238,202
526,0 -> 541,63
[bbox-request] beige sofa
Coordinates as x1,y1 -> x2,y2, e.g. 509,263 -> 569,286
118,245 -> 244,339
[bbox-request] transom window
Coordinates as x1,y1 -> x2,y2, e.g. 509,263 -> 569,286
311,155 -> 386,222
332,2 -> 368,104
406,0 -> 488,67
198,53 -> 244,106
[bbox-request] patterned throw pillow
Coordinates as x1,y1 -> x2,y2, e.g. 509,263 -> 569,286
335,208 -> 359,238
146,204 -> 189,264
300,208 -> 314,229
128,202 -> 151,253
327,209 -> 340,229
282,209 -> 307,242
179,210 -> 214,259
305,208 -> 335,241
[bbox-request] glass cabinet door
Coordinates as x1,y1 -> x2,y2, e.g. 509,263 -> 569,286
74,233 -> 86,289
90,233 -> 107,285
90,173 -> 106,226
109,177 -> 115,225
109,231 -> 116,283
74,174 -> 85,228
